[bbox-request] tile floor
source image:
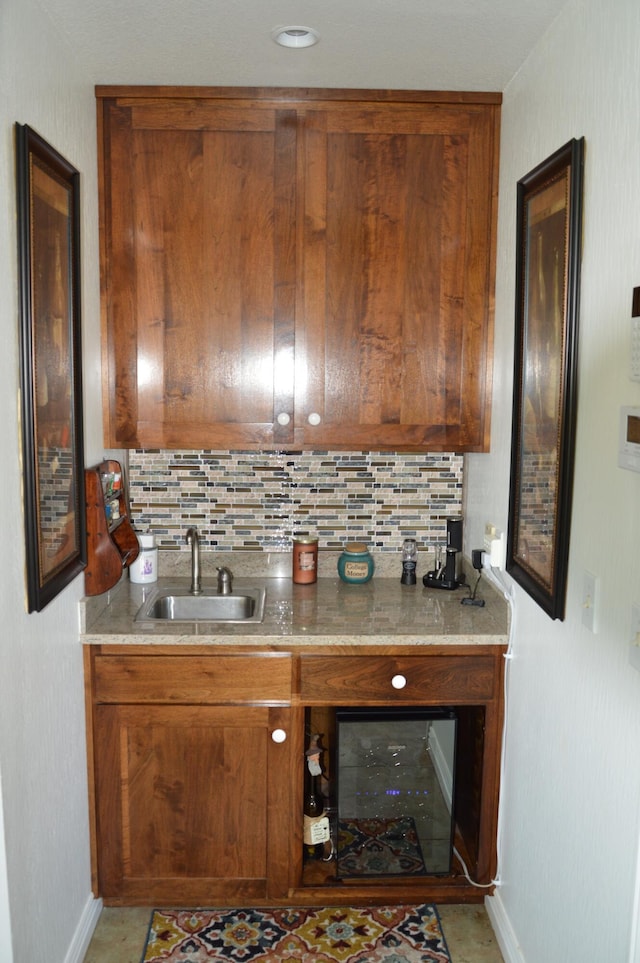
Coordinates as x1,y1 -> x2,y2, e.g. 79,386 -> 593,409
82,903 -> 504,962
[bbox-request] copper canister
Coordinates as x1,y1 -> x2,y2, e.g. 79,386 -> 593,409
292,537 -> 319,584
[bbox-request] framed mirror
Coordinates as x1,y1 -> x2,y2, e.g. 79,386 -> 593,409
507,138 -> 584,620
15,123 -> 86,612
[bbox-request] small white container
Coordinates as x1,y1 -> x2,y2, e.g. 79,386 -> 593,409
130,533 -> 158,584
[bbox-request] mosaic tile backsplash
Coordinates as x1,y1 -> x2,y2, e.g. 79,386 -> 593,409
128,450 -> 463,555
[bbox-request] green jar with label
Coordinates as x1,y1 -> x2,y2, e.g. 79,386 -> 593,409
337,542 -> 375,584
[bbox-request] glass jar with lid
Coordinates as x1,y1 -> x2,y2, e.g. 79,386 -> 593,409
292,536 -> 319,584
337,542 -> 374,584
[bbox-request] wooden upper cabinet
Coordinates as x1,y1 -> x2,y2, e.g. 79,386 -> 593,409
99,96 -> 296,448
298,104 -> 499,451
97,88 -> 500,452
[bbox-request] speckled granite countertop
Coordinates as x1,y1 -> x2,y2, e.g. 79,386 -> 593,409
80,552 -> 509,647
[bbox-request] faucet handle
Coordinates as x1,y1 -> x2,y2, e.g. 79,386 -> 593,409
216,566 -> 233,595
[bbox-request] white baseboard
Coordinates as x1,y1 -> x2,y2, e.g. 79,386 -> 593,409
63,894 -> 103,963
485,891 -> 526,963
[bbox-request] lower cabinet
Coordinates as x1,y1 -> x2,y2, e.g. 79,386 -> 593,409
84,644 -> 505,905
85,649 -> 294,904
93,703 -> 291,902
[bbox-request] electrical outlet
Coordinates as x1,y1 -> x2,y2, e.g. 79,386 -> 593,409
483,523 -> 497,553
490,531 -> 506,569
483,523 -> 506,570
581,570 -> 598,633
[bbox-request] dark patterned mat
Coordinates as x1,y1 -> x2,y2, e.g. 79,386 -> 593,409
141,904 -> 450,962
337,816 -> 426,878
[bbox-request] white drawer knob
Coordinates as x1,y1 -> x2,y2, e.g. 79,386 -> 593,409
271,728 -> 287,743
391,674 -> 407,690
276,412 -> 291,426
307,412 -> 321,426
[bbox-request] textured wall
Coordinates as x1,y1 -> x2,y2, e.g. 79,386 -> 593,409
0,0 -> 102,959
464,0 -> 640,960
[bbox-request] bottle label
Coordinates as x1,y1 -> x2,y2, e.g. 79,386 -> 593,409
299,550 -> 316,572
303,813 -> 330,845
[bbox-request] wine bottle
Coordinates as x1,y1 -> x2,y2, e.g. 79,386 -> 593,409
303,763 -> 325,860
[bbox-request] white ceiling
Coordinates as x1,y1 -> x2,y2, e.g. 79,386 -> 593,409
43,0 -> 569,91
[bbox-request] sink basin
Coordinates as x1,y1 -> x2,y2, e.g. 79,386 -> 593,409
135,587 -> 266,624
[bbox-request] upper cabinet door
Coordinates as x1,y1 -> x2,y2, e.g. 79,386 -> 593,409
100,99 -> 296,449
297,103 -> 499,452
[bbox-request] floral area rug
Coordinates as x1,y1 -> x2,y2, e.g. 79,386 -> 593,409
337,816 -> 426,878
140,904 -> 451,962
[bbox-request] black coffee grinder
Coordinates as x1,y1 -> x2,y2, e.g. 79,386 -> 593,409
423,516 -> 465,590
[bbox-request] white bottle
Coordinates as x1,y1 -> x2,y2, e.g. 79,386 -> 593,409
130,533 -> 158,584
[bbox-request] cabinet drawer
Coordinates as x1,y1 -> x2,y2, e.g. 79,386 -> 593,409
93,654 -> 292,705
299,654 -> 498,705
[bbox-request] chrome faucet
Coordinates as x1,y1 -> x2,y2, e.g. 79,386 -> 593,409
217,566 -> 233,595
185,527 -> 202,595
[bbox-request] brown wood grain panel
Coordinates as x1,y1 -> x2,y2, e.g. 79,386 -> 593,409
266,705 -> 297,899
133,128 -> 204,429
98,85 -> 501,107
94,654 -> 292,705
96,704 -> 273,897
296,118 -> 327,427
103,105 -> 138,444
101,100 -> 283,449
298,655 -> 497,704
272,111 -> 297,446
303,104 -> 488,135
458,110 -> 498,450
299,102 -> 498,451
130,103 -> 276,132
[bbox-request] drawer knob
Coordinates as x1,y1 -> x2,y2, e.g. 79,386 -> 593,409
307,412 -> 321,426
276,412 -> 291,426
391,674 -> 407,689
271,728 -> 287,743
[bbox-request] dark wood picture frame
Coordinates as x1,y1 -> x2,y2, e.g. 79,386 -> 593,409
15,123 -> 86,612
507,138 -> 585,620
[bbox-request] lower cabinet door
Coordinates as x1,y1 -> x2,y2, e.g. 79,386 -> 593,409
94,703 -> 291,902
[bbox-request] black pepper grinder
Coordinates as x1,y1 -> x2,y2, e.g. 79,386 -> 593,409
401,538 -> 417,585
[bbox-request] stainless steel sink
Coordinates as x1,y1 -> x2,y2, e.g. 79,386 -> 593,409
135,587 -> 266,624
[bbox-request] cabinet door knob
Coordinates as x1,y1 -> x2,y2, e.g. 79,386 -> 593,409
276,412 -> 291,426
307,412 -> 321,426
391,674 -> 407,690
271,728 -> 287,743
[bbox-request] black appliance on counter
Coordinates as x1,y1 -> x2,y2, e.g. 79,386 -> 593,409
423,515 -> 465,590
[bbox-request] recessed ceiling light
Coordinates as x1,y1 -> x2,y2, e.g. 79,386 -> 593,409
272,26 -> 319,49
